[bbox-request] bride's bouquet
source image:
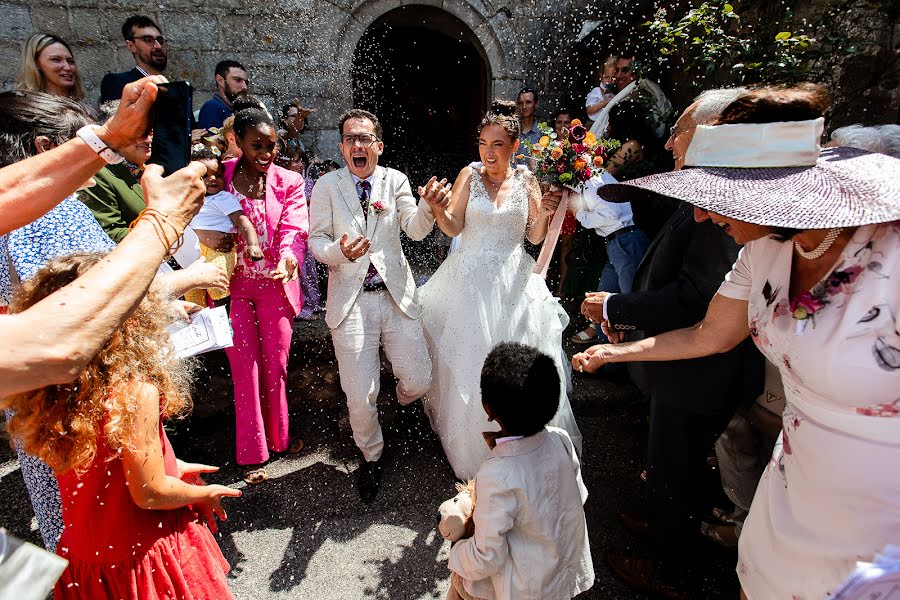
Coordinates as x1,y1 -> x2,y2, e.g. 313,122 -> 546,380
519,119 -> 620,192
519,120 -> 620,279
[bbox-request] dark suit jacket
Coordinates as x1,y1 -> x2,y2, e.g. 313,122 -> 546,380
100,68 -> 143,104
605,202 -> 763,415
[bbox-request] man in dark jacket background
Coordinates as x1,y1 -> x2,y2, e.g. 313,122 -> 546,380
100,16 -> 168,104
579,87 -> 763,598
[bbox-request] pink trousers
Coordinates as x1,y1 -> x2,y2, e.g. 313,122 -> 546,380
225,275 -> 296,465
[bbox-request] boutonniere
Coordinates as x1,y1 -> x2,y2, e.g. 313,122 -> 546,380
370,200 -> 385,215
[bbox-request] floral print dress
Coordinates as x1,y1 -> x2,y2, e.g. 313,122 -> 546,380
717,222 -> 900,599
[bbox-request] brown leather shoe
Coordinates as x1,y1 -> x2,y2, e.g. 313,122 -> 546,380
618,509 -> 653,539
604,553 -> 686,600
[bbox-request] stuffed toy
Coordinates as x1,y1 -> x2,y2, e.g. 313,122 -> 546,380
438,480 -> 475,542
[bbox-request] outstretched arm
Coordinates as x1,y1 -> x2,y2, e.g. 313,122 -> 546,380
424,167 -> 470,238
0,76 -> 166,235
0,162 -> 207,398
573,293 -> 751,373
525,171 -> 557,244
122,383 -> 240,532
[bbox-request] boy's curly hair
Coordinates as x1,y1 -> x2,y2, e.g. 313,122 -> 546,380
4,252 -> 195,474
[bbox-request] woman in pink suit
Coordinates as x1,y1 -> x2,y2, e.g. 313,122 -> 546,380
222,96 -> 308,485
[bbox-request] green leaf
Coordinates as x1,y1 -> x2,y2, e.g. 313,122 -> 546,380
775,31 -> 792,41
723,3 -> 733,12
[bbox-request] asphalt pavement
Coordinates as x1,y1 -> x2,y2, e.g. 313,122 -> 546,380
0,308 -> 740,599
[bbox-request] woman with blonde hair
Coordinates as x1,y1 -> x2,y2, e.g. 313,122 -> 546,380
16,33 -> 86,101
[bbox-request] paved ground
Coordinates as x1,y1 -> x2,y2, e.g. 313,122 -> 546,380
0,300 -> 740,599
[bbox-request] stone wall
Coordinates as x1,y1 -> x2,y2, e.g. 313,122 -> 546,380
0,0 -> 604,160
2,0 -> 894,161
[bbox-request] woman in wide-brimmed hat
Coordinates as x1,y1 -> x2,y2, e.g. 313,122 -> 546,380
575,85 -> 900,600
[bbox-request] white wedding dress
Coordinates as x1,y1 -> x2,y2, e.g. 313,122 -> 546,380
419,165 -> 582,480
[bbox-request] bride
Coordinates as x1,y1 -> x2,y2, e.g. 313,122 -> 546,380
417,100 -> 582,480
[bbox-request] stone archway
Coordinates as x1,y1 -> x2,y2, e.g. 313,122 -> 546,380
351,6 -> 491,184
333,0 -> 524,112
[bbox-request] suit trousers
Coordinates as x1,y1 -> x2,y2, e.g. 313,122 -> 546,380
226,275 -> 295,465
331,289 -> 432,462
646,399 -> 733,580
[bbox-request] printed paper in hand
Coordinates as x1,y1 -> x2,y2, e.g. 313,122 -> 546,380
168,306 -> 233,358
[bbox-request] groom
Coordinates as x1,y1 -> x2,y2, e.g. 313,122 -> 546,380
309,109 -> 449,503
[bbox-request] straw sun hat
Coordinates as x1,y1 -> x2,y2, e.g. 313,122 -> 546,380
597,118 -> 900,230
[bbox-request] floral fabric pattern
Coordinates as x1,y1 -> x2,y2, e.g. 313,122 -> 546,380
229,184 -> 279,278
717,222 -> 900,599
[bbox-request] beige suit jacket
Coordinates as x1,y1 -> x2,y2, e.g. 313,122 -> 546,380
309,165 -> 435,328
449,428 -> 594,600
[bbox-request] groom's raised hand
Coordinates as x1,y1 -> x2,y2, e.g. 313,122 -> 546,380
418,176 -> 452,209
339,233 -> 370,261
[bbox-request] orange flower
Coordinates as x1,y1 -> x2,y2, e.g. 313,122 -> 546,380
573,158 -> 587,171
570,118 -> 582,127
584,132 -> 597,146
550,146 -> 563,160
516,154 -> 525,160
593,155 -> 605,168
531,146 -> 542,155
539,135 -> 551,147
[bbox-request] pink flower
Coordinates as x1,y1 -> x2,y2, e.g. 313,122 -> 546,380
572,143 -> 586,155
570,124 -> 587,141
789,291 -> 825,320
370,200 -> 385,215
856,402 -> 900,417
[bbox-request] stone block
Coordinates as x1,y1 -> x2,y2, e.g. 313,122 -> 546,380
167,50 -> 204,83
0,41 -> 21,88
0,2 -> 32,42
314,128 -> 342,161
70,8 -> 105,42
161,12 -> 219,47
31,5 -> 71,38
72,43 -> 117,93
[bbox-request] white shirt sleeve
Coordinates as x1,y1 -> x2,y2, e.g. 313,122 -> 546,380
717,243 -> 754,301
585,87 -> 604,120
211,191 -> 243,216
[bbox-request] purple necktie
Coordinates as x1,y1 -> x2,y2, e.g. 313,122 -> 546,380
358,180 -> 371,218
357,180 -> 381,285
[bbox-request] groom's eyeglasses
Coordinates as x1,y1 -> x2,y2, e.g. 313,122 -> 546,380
342,134 -> 379,147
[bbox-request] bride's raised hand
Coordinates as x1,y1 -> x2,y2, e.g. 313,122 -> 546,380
418,176 -> 452,209
540,188 -> 563,218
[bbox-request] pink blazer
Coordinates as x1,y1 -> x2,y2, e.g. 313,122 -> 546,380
223,159 -> 308,315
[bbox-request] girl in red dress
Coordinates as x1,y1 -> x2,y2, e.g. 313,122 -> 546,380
4,252 -> 240,600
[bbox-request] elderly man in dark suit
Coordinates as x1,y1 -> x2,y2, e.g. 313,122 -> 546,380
100,16 -> 168,104
576,88 -> 763,598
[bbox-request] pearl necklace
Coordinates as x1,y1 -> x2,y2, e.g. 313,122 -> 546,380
483,168 -> 511,187
794,227 -> 842,260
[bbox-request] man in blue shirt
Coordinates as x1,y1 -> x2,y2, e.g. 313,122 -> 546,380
197,60 -> 249,130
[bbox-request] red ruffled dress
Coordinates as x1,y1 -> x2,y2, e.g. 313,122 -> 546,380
54,422 -> 233,599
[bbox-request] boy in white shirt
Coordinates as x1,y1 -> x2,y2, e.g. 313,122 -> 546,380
585,56 -> 619,123
185,147 -> 263,305
447,342 -> 594,600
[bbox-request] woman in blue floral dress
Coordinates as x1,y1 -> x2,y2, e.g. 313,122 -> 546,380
574,103 -> 900,598
0,90 -> 114,549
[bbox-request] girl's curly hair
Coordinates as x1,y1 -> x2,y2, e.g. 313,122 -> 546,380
5,252 -> 195,474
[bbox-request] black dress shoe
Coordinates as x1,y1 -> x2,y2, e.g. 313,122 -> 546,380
357,460 -> 383,504
618,509 -> 653,539
605,553 -> 686,600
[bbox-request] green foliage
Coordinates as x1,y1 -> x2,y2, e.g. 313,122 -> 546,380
641,0 -> 881,90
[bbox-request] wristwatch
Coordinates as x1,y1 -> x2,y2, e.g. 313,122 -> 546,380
76,124 -> 124,164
